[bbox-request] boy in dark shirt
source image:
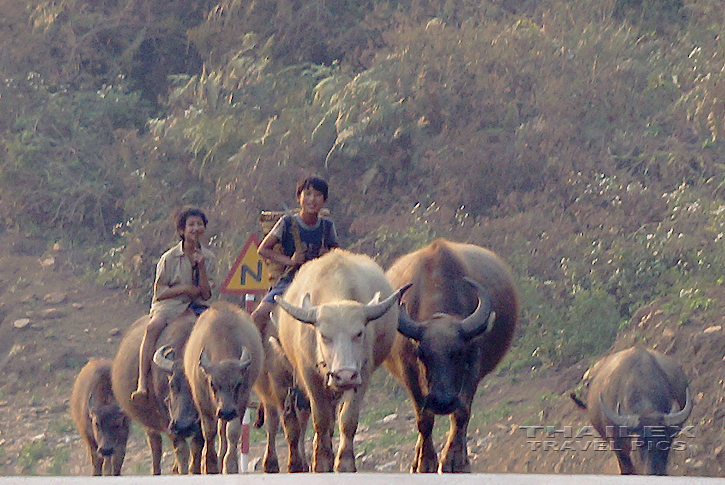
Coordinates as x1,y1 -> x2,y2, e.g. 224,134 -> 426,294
251,176 -> 338,335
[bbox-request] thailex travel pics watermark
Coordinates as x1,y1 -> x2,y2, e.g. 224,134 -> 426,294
518,425 -> 696,452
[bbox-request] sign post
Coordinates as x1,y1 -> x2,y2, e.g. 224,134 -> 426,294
221,234 -> 269,470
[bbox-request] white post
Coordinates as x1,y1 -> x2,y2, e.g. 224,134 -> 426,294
240,407 -> 251,473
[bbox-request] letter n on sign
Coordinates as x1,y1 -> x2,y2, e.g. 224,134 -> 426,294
220,234 -> 270,295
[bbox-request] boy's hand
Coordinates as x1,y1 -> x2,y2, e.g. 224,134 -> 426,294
291,251 -> 305,266
191,250 -> 206,267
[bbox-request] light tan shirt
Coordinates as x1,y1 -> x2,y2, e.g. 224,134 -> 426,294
150,241 -> 216,319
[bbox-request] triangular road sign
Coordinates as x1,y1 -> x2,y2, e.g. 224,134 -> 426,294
220,234 -> 271,294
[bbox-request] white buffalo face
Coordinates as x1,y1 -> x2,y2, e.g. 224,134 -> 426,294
314,301 -> 369,390
276,288 -> 407,391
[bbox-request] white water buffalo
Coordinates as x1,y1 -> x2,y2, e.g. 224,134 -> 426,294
112,311 -> 203,474
384,239 -> 518,473
571,345 -> 692,475
183,302 -> 264,474
71,359 -> 129,476
275,248 -> 407,472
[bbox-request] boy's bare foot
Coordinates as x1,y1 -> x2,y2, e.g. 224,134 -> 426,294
131,389 -> 148,402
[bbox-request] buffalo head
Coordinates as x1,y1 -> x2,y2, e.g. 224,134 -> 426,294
87,394 -> 128,457
152,345 -> 201,438
276,285 -> 408,391
198,347 -> 253,421
397,277 -> 494,414
599,389 -> 693,475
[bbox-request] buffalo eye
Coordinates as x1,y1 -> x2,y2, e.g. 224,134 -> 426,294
320,334 -> 332,345
353,330 -> 364,341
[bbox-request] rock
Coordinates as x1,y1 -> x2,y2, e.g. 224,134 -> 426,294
375,460 -> 398,471
109,327 -> 121,337
703,325 -> 721,334
13,318 -> 30,329
381,413 -> 398,423
40,308 -> 65,319
43,292 -> 67,304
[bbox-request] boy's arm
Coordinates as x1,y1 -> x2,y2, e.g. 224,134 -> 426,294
192,249 -> 213,301
259,233 -> 303,267
153,254 -> 197,301
258,218 -> 304,267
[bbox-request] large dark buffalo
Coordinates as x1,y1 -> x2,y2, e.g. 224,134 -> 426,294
71,359 -> 129,476
571,345 -> 693,475
275,248 -> 406,472
384,238 -> 518,473
112,311 -> 203,474
183,302 -> 264,474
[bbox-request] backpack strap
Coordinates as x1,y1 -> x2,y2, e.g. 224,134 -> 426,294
290,216 -> 304,255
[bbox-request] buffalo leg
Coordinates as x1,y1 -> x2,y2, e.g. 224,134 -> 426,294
190,427 -> 204,474
223,417 -> 242,474
283,387 -> 310,472
101,456 -> 113,476
218,419 -> 229,472
263,402 -> 282,472
86,440 -> 102,476
201,415 -> 219,473
147,430 -> 163,475
310,393 -> 337,472
613,437 -> 636,474
399,359 -> 437,473
413,408 -> 438,472
439,405 -> 471,472
110,442 -> 127,476
337,384 -> 367,472
171,435 -> 190,474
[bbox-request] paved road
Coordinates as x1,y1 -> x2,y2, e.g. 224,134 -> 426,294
2,474 -> 725,485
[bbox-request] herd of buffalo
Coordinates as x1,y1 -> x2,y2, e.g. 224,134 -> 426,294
70,238 -> 693,476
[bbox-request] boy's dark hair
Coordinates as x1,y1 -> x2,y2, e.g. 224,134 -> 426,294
296,176 -> 329,201
176,206 -> 208,239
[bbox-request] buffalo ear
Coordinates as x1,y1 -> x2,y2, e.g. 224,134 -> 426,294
397,304 -> 425,342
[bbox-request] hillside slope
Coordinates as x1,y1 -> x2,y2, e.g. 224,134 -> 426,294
0,229 -> 723,476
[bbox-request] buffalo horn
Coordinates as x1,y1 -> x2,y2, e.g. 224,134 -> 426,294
458,277 -> 494,341
363,283 -> 413,321
397,305 -> 425,342
599,394 -> 640,429
275,293 -> 318,324
664,388 -> 693,427
239,346 -> 252,369
152,345 -> 175,372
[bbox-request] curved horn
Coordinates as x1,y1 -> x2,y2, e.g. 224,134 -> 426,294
152,345 -> 175,372
364,283 -> 413,321
398,305 -> 425,342
599,394 -> 640,429
239,346 -> 252,369
458,277 -> 494,341
664,388 -> 693,427
275,293 -> 318,324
